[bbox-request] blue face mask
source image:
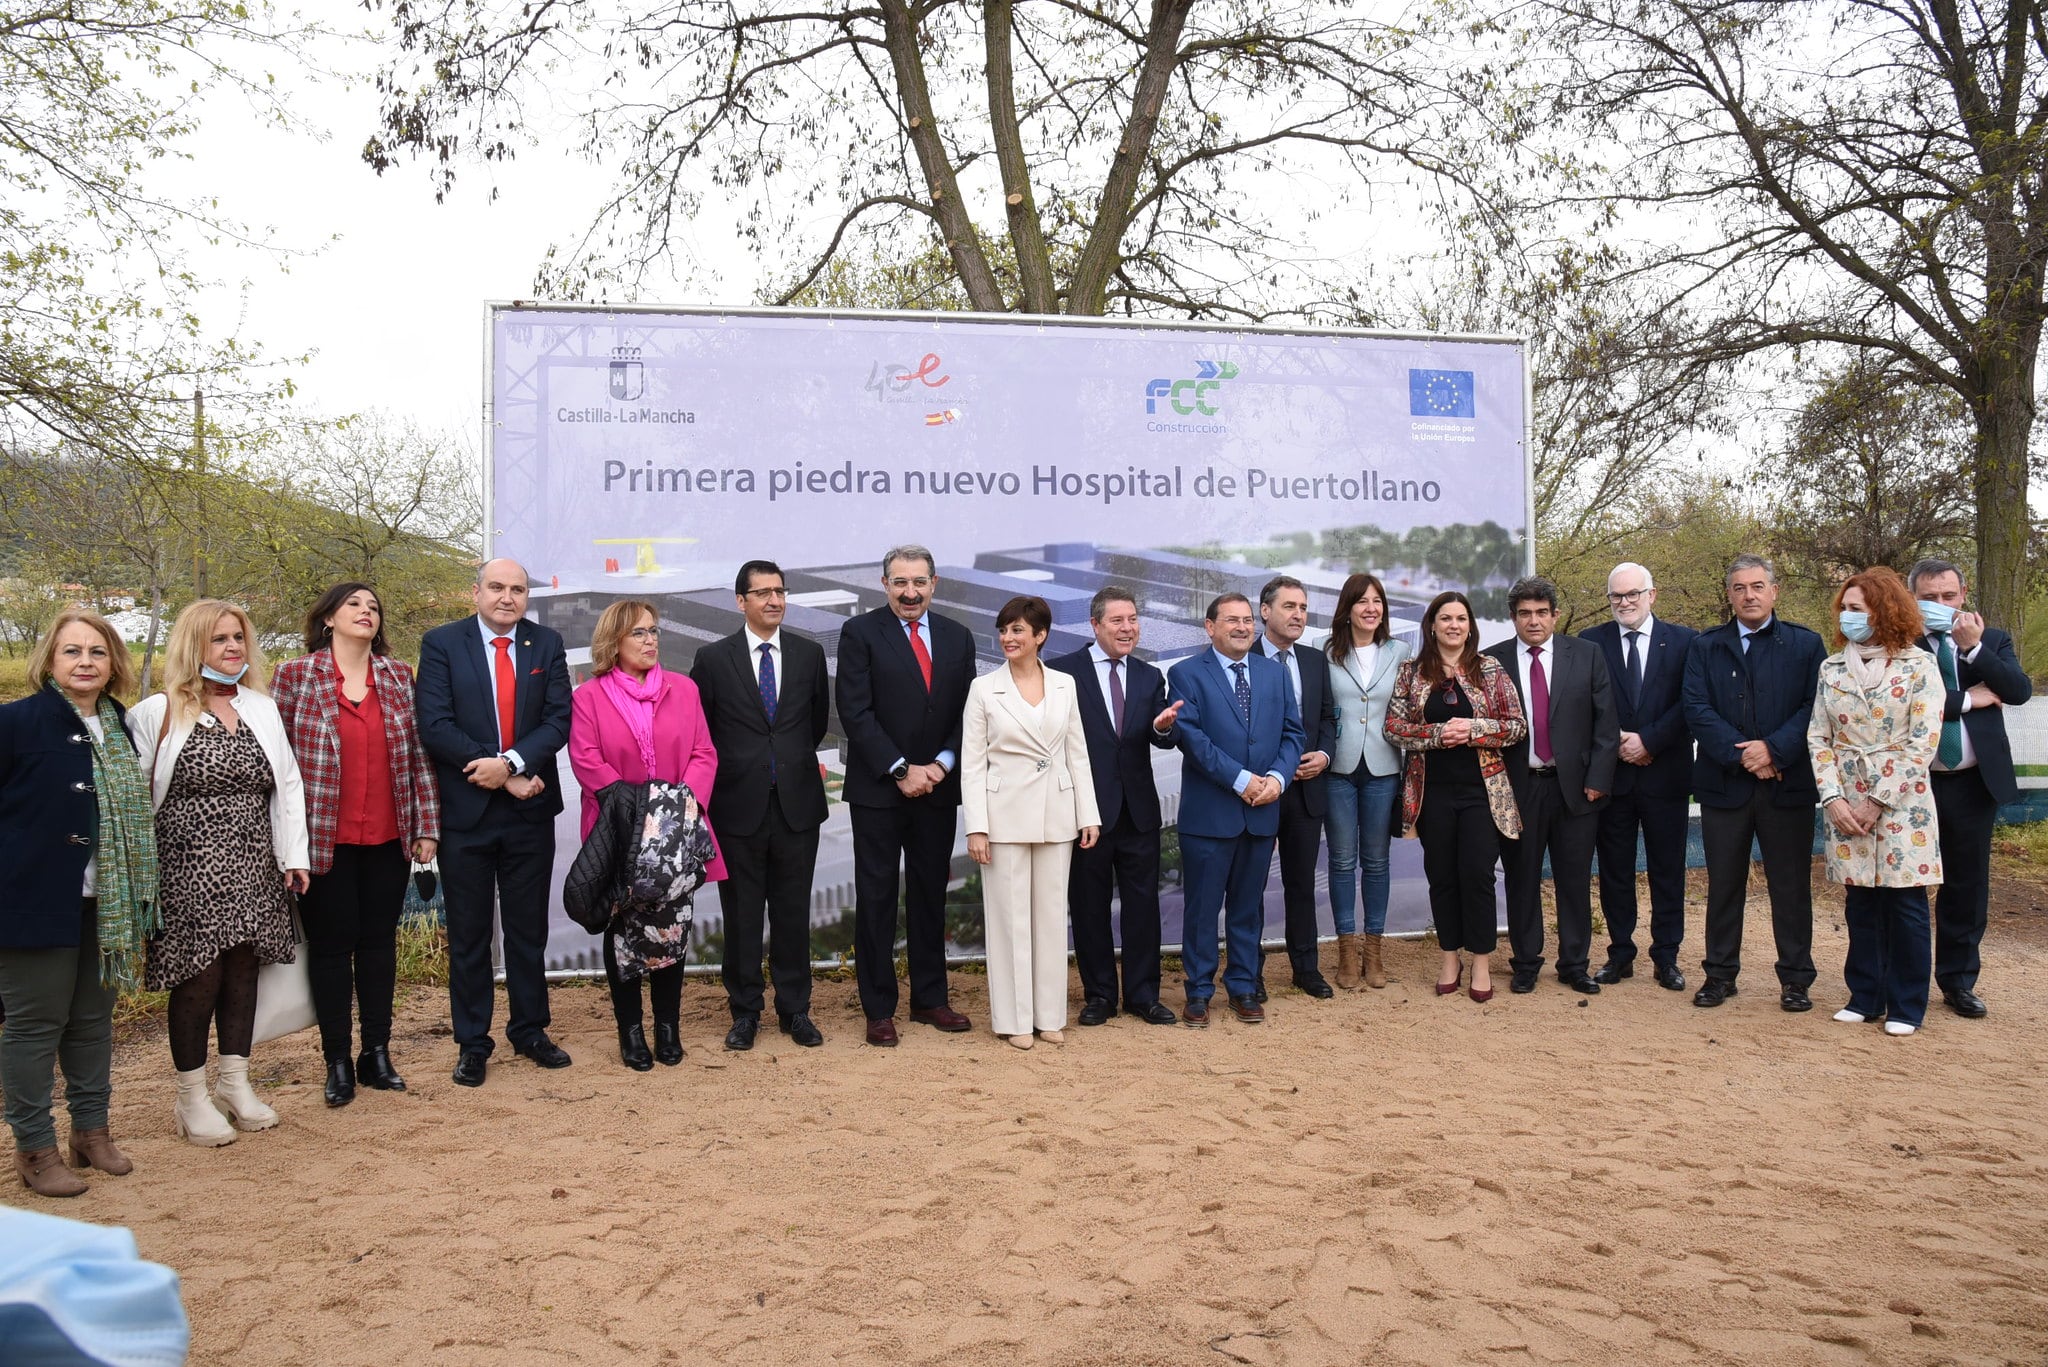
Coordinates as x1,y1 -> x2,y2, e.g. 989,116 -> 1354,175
1918,600 -> 1956,634
1838,611 -> 1874,644
199,663 -> 248,686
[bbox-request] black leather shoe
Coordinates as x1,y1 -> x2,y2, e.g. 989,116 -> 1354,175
324,1057 -> 356,1108
1592,961 -> 1633,985
1127,1001 -> 1179,1026
1228,994 -> 1265,1024
1561,972 -> 1602,995
1654,963 -> 1687,992
654,1021 -> 684,1065
1780,986 -> 1813,1013
356,1045 -> 405,1091
617,1025 -> 653,1071
515,1034 -> 573,1069
1942,987 -> 1988,1018
1693,977 -> 1737,1008
1293,970 -> 1335,999
1077,998 -> 1114,1027
451,1049 -> 488,1087
1252,979 -> 1269,1004
725,1016 -> 758,1052
779,1013 -> 824,1047
1510,969 -> 1538,994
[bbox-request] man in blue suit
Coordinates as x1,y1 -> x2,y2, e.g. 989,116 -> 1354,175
1580,561 -> 1698,991
415,559 -> 575,1086
1166,593 -> 1303,1026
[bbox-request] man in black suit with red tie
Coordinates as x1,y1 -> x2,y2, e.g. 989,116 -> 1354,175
1049,586 -> 1182,1026
835,545 -> 977,1047
1910,558 -> 2033,1018
415,559 -> 575,1087
691,559 -> 833,1051
1580,561 -> 1697,990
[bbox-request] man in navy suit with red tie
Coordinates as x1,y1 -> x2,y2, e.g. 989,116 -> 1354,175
415,559 -> 574,1087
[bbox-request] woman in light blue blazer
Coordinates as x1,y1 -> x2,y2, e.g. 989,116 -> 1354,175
1323,573 -> 1410,989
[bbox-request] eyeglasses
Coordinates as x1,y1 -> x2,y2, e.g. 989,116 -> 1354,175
886,576 -> 933,591
626,628 -> 660,642
743,587 -> 788,600
1606,589 -> 1649,605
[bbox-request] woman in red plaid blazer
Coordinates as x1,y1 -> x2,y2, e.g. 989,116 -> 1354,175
272,582 -> 441,1108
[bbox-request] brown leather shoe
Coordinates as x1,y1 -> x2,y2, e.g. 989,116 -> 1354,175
909,1005 -> 971,1032
1182,999 -> 1210,1027
865,1018 -> 900,1047
15,1145 -> 88,1197
1228,995 -> 1266,1024
67,1127 -> 132,1176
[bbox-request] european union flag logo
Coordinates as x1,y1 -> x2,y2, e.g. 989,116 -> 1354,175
1409,369 -> 1475,418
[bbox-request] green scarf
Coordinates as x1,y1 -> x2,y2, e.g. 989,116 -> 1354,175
57,684 -> 161,990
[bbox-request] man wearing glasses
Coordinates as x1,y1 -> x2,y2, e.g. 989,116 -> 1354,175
1579,563 -> 1698,990
691,560 -> 833,1050
835,545 -> 978,1046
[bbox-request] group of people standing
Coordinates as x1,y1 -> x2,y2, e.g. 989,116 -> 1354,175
0,545 -> 2025,1198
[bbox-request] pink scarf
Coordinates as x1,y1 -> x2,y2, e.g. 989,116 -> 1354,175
599,664 -> 666,777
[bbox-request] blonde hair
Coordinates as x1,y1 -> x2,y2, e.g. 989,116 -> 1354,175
160,599 -> 270,727
589,600 -> 659,677
28,607 -> 138,701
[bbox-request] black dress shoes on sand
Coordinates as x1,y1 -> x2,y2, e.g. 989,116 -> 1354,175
451,1049 -> 488,1088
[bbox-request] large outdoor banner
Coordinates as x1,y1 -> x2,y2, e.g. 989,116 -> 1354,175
487,306 -> 1531,972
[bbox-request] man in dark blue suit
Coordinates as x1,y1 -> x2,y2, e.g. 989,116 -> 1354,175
1166,593 -> 1303,1026
1049,587 -> 1182,1027
1681,554 -> 1827,1013
1257,576 -> 1340,1000
1580,561 -> 1697,991
1910,558 -> 2033,1018
415,558 -> 574,1086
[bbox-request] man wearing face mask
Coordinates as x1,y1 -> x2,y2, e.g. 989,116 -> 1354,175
1681,555 -> 1828,1012
1909,558 -> 2032,1018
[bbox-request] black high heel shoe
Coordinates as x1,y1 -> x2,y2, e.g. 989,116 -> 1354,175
653,1021 -> 684,1066
324,1057 -> 356,1108
618,1024 -> 654,1072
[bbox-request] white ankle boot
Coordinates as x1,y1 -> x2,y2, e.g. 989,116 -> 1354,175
212,1055 -> 278,1132
174,1066 -> 236,1147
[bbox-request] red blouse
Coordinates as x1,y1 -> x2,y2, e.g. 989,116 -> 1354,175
333,679 -> 401,847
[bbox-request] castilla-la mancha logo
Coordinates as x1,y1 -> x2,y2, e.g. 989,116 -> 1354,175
608,347 -> 646,402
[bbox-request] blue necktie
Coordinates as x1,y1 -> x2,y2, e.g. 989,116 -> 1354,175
758,642 -> 778,780
1231,660 -> 1251,723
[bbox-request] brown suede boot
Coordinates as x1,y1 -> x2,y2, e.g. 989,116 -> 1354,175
1363,933 -> 1387,989
15,1145 -> 88,1197
1334,934 -> 1363,990
68,1127 -> 133,1176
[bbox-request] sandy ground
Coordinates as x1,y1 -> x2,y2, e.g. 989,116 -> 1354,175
12,865 -> 2048,1367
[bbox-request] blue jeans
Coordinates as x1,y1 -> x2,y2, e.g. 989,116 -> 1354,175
1842,885 -> 1931,1026
1325,768 -> 1399,936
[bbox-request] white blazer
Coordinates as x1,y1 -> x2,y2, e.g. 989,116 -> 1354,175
961,664 -> 1101,845
127,689 -> 312,872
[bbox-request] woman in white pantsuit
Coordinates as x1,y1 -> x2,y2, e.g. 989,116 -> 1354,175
963,596 -> 1100,1049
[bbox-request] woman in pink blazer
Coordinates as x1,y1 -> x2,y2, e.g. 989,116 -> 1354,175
568,599 -> 724,1071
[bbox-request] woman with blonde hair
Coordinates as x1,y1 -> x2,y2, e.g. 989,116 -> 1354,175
128,600 -> 309,1145
0,608 -> 158,1195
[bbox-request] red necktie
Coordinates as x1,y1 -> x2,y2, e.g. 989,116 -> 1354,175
492,636 -> 516,750
907,618 -> 932,690
1530,644 -> 1553,764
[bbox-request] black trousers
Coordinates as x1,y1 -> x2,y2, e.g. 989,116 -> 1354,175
440,814 -> 555,1054
849,798 -> 958,1021
1699,788 -> 1816,988
602,934 -> 683,1029
1262,781 -> 1325,979
1930,769 -> 1999,993
298,839 -> 409,1061
1595,789 -> 1690,969
1502,771 -> 1599,977
719,800 -> 821,1020
1067,807 -> 1164,1009
1417,783 -> 1499,954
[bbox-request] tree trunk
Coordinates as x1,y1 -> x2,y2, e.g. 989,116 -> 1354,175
139,576 -> 163,696
984,0 -> 1056,314
1969,339 -> 2038,654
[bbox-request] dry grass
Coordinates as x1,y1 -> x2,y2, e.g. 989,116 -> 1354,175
1993,817 -> 2048,866
0,656 -> 31,704
395,915 -> 449,988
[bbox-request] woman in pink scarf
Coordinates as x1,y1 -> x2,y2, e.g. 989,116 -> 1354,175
568,600 -> 724,1070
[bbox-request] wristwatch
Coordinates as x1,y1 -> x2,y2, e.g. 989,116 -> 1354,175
889,759 -> 911,781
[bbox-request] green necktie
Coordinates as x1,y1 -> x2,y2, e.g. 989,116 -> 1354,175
1936,633 -> 1964,768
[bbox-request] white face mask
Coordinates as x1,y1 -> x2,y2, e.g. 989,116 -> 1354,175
1917,600 -> 1956,634
199,663 -> 249,685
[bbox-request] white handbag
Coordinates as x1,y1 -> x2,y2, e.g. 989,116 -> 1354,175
252,906 -> 317,1044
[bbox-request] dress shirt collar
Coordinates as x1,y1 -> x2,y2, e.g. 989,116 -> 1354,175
1213,647 -> 1251,673
1737,616 -> 1775,646
745,625 -> 783,653
1623,614 -> 1657,640
477,614 -> 518,645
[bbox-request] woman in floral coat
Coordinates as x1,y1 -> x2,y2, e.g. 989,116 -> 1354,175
1807,566 -> 1943,1036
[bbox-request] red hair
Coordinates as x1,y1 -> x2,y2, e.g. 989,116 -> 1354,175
1832,566 -> 1921,652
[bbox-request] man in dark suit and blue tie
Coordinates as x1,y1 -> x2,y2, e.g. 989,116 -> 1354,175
1166,592 -> 1304,1026
1257,575 -> 1339,999
414,559 -> 575,1086
1909,558 -> 2032,1018
1049,586 -> 1183,1027
1580,561 -> 1697,990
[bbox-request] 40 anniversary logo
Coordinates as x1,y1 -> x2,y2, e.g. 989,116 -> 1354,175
1145,359 -> 1238,415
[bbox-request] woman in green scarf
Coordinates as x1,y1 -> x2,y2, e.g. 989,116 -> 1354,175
0,607 -> 158,1197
